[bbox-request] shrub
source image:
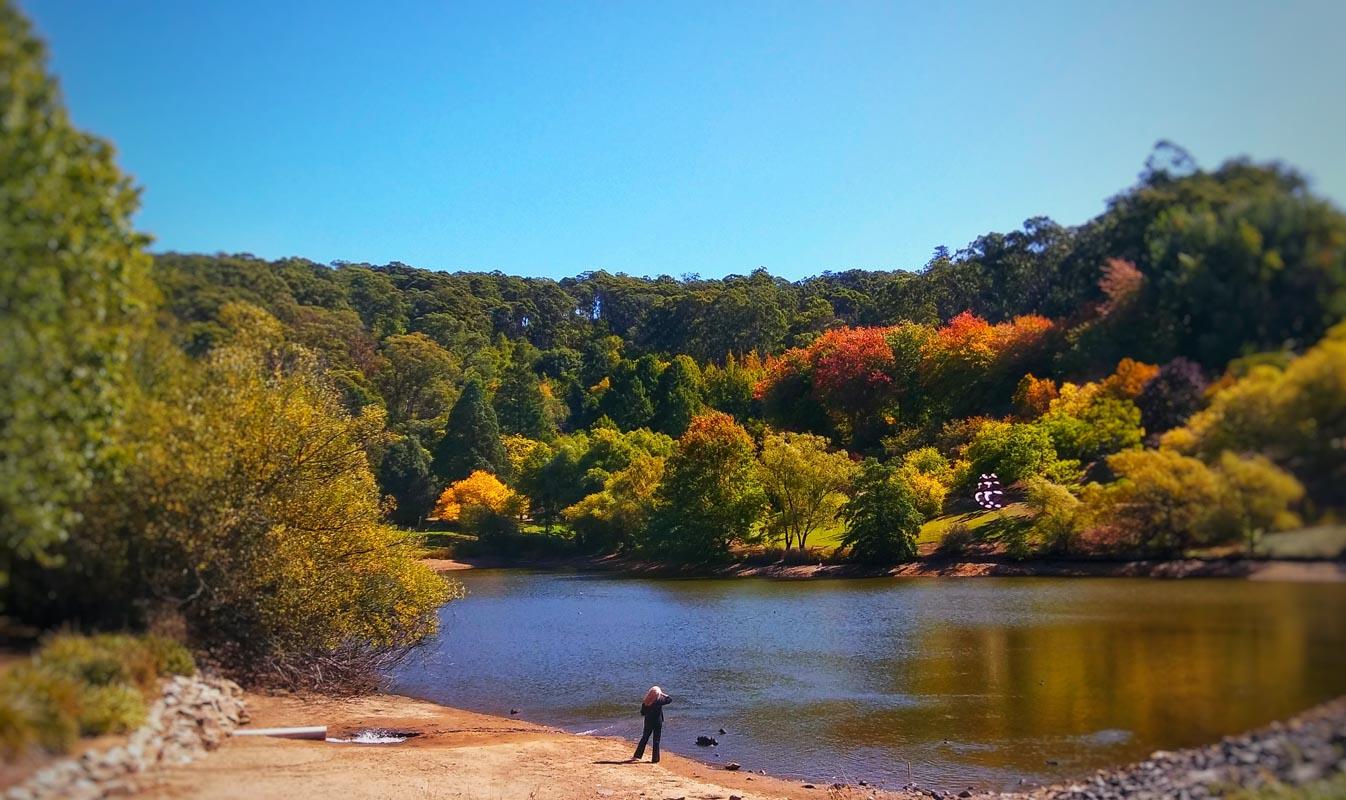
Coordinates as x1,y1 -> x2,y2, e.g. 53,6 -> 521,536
965,421 -> 1057,485
36,633 -> 161,691
77,684 -> 146,736
3,633 -> 201,749
1022,478 -> 1090,556
936,523 -> 977,557
0,666 -> 82,755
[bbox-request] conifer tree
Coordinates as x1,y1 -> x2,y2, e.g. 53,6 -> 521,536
494,362 -> 557,441
433,380 -> 508,481
653,355 -> 704,437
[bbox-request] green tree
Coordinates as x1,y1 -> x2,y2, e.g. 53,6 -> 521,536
841,459 -> 922,563
644,412 -> 766,563
10,341 -> 455,683
0,4 -> 153,587
375,333 -> 460,426
653,355 -> 704,437
1039,395 -> 1143,463
758,431 -> 856,551
432,380 -> 508,482
964,421 -> 1057,485
377,436 -> 438,527
494,361 -> 557,441
563,454 -> 666,552
336,266 -> 409,339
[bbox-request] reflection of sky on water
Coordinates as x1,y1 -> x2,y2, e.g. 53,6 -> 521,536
389,572 -> 1346,792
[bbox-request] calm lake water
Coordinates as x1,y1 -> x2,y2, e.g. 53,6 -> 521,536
387,571 -> 1346,791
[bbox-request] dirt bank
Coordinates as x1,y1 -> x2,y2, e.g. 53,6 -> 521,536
129,692 -> 1346,800
131,692 -> 894,800
427,555 -> 1346,582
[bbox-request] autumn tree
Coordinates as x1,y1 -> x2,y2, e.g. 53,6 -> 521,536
644,412 -> 766,563
759,431 -> 857,551
1168,326 -> 1346,507
432,470 -> 525,523
432,380 -> 508,482
1013,374 -> 1059,419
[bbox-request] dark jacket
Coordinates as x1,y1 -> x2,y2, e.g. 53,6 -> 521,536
640,695 -> 672,726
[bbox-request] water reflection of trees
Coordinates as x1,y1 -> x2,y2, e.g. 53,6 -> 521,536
822,582 -> 1346,773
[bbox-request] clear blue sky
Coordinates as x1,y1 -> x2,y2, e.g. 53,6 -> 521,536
21,0 -> 1346,280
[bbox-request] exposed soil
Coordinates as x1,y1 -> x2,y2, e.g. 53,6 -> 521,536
127,691 -> 1346,800
131,692 -> 890,800
427,554 -> 1346,582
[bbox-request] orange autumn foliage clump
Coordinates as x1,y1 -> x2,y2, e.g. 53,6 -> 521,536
1101,357 -> 1160,399
432,470 -> 523,522
810,327 -> 898,413
1014,374 -> 1060,419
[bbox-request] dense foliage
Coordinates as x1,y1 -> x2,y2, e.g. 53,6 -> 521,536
5,1 -> 1346,702
0,4 -> 152,588
126,150 -> 1346,566
2,2 -> 457,701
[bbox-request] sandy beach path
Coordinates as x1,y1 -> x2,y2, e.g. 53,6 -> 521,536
134,692 -> 896,800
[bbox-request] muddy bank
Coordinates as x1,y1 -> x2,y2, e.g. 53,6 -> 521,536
427,554 -> 1346,582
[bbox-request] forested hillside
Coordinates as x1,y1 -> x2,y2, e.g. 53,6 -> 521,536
142,148 -> 1346,564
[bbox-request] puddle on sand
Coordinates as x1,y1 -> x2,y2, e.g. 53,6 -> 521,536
327,728 -> 419,744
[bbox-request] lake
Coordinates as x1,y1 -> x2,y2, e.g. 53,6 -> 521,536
387,571 -> 1346,791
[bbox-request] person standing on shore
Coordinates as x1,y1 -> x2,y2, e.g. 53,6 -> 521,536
633,686 -> 672,763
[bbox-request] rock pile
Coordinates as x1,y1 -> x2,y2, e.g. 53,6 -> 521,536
1022,697 -> 1346,800
5,675 -> 248,800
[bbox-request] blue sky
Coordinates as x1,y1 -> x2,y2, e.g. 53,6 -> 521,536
21,0 -> 1346,280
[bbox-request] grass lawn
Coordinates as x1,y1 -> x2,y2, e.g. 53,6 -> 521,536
917,503 -> 1032,549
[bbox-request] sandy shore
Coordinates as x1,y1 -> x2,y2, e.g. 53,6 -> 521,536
132,692 -> 897,800
426,555 -> 1346,582
128,691 -> 1346,800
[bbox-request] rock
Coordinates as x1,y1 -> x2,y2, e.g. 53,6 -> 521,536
730,796 -> 742,800
509,708 -> 519,715
695,735 -> 718,747
724,762 -> 740,771
802,784 -> 815,790
718,727 -> 727,735
959,792 -> 972,798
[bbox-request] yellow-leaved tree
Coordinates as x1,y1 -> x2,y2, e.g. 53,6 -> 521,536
432,470 -> 525,522
16,329 -> 458,690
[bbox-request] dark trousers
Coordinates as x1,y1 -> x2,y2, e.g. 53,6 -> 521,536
634,720 -> 662,762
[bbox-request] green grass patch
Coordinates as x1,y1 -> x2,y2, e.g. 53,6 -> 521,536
918,503 -> 1032,548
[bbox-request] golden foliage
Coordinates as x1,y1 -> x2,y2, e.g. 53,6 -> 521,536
433,470 -> 525,522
